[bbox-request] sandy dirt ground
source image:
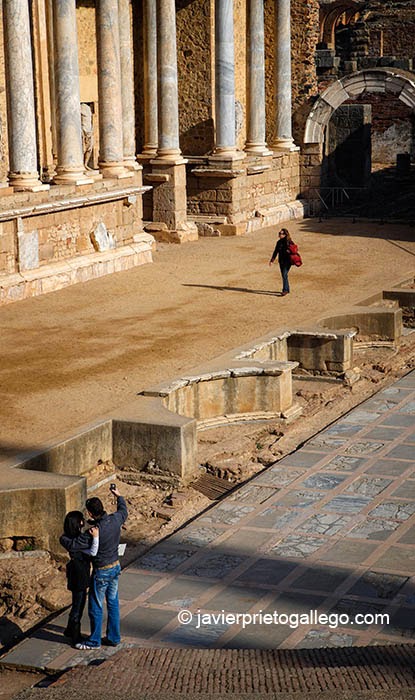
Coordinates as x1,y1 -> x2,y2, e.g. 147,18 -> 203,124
0,218 -> 414,698
0,218 -> 414,457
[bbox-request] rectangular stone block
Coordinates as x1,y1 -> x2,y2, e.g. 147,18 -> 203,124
17,229 -> 39,272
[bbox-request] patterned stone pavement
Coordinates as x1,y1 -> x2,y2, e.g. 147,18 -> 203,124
2,371 -> 415,672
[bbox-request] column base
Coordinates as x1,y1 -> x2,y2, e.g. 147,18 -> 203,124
53,166 -> 94,186
244,143 -> 273,157
8,172 -> 50,192
53,175 -> 94,186
85,170 -> 103,182
99,161 -> 134,179
270,138 -> 300,152
209,150 -> 246,162
123,158 -> 142,171
150,156 -> 187,166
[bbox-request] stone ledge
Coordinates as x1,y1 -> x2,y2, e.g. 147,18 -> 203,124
0,234 -> 155,305
247,200 -> 306,232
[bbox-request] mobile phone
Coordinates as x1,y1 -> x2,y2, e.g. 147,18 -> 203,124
110,483 -> 116,491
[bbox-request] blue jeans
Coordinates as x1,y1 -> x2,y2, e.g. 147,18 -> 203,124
280,263 -> 291,293
87,563 -> 121,647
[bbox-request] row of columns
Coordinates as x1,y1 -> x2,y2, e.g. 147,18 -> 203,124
2,0 -> 295,191
2,0 -> 138,191
142,0 -> 296,162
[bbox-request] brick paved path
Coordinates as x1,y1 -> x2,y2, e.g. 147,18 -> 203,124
11,647 -> 415,699
2,371 -> 415,676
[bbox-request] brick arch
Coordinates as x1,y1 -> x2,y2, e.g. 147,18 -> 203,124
320,1 -> 361,48
304,68 -> 415,144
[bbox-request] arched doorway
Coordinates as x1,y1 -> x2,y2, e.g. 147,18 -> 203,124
303,68 -> 415,213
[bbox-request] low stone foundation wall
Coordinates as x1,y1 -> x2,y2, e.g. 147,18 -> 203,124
235,329 -> 356,373
186,151 -> 302,236
0,178 -> 155,305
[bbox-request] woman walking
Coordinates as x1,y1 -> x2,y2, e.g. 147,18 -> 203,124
60,511 -> 99,646
269,228 -> 293,296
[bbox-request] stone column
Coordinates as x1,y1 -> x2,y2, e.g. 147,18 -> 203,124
2,0 -> 48,190
118,0 -> 139,170
149,0 -> 197,242
245,0 -> 271,155
53,0 -> 92,184
212,0 -> 238,158
96,0 -> 129,178
270,0 -> 297,151
142,0 -> 158,157
155,0 -> 182,161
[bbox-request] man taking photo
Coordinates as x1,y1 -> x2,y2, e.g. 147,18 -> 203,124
66,484 -> 128,650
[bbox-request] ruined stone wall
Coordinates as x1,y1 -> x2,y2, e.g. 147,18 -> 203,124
234,0 -> 247,151
364,2 -> 415,58
291,0 -> 320,146
264,0 -> 276,144
176,0 -> 214,155
187,152 -> 300,226
345,93 -> 415,163
0,177 -> 144,277
77,0 -> 98,103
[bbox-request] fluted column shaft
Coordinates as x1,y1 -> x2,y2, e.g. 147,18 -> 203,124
53,0 -> 91,184
96,0 -> 127,176
214,0 -> 236,156
271,0 -> 295,150
143,0 -> 158,156
118,0 -> 138,169
245,0 -> 270,155
156,0 -> 181,159
3,0 -> 46,190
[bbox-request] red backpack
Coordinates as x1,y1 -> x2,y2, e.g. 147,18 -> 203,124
288,241 -> 303,267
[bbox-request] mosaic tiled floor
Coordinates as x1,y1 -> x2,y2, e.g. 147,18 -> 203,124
2,371 -> 415,671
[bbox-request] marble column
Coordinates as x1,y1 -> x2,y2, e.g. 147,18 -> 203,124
96,0 -> 129,177
53,0 -> 92,184
212,0 -> 237,158
245,0 -> 271,155
271,0 -> 296,150
155,0 -> 182,161
142,0 -> 158,157
2,0 -> 48,190
118,0 -> 139,169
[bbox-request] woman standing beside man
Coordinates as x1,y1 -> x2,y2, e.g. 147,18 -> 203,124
268,227 -> 293,296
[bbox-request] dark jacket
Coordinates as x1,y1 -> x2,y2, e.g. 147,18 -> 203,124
270,237 -> 292,267
93,496 -> 128,568
60,496 -> 128,569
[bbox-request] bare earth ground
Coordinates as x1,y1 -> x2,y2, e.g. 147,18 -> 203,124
0,218 -> 414,453
0,219 -> 414,697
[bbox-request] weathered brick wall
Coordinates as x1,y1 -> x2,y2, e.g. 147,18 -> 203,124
345,93 -> 415,163
245,153 -> 300,216
364,2 -> 415,57
187,153 -> 300,225
176,0 -> 214,155
77,0 -> 98,102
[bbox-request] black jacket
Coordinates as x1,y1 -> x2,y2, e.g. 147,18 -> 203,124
270,237 -> 291,267
60,496 -> 128,569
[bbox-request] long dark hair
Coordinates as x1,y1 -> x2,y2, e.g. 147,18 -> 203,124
279,228 -> 292,243
63,511 -> 84,538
